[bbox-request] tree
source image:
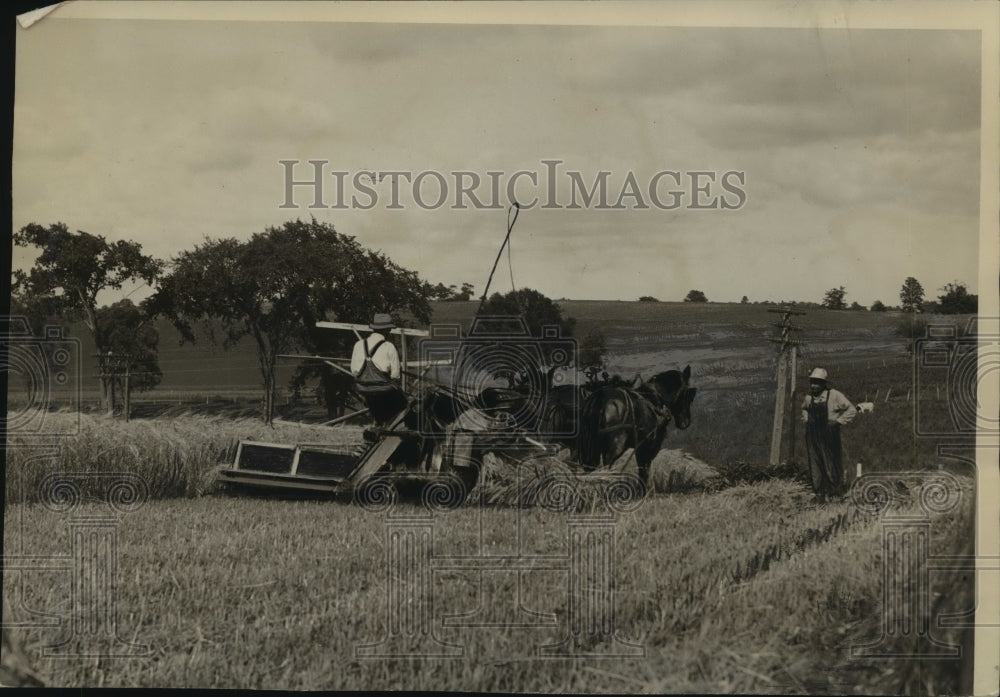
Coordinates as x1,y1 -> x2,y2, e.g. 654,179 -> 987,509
478,288 -> 576,336
684,289 -> 708,303
149,219 -> 431,423
9,285 -> 60,336
638,296 -> 659,302
937,281 -> 978,314
899,277 -> 925,313
423,281 -> 475,302
849,301 -> 865,311
423,282 -> 456,301
95,299 -> 163,416
821,286 -> 847,310
13,223 -> 163,411
740,295 -> 749,304
456,282 -> 475,301
870,299 -> 887,312
477,288 -> 601,379
7,286 -> 67,402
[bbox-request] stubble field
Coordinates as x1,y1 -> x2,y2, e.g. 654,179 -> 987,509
3,303 -> 980,692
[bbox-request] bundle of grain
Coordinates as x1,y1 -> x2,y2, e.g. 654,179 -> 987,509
647,449 -> 723,493
471,451 -> 645,513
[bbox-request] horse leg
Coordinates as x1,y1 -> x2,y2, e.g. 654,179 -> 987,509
634,424 -> 668,491
637,456 -> 651,491
635,438 -> 662,490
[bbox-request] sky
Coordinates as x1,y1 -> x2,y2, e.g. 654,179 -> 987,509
11,2 -> 990,307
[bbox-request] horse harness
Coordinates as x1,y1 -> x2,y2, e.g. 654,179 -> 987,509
597,385 -> 671,451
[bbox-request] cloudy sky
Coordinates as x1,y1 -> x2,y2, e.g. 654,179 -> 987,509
12,2 -> 990,307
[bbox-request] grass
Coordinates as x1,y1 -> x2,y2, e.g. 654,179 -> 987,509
4,412 -> 364,505
3,306 -> 980,691
3,475 -> 974,691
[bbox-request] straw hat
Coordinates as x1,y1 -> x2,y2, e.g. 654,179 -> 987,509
370,313 -> 395,331
808,367 -> 829,383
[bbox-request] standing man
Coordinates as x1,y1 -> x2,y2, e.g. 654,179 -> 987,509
351,313 -> 407,425
801,367 -> 856,500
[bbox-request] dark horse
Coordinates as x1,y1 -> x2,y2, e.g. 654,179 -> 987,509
577,367 -> 697,488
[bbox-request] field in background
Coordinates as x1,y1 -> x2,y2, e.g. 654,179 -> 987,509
12,300 -> 922,402
9,302 -> 975,474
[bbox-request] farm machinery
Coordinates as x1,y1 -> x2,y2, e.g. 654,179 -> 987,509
214,206 -> 632,501
217,402 -> 485,502
215,317 -> 568,503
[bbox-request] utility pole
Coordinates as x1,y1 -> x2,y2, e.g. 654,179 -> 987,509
767,308 -> 805,466
96,351 -> 125,416
94,352 -> 148,421
124,361 -> 131,423
787,339 -> 798,462
97,351 -> 110,414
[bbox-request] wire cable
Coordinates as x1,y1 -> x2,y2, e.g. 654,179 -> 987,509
476,202 -> 520,318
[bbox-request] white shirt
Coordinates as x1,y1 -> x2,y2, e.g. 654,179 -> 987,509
801,388 -> 857,426
350,332 -> 400,380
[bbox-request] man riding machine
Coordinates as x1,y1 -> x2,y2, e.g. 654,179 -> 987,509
351,314 -> 479,488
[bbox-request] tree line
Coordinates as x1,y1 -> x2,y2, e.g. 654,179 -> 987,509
819,277 -> 977,314
635,276 -> 978,313
13,221 -> 975,423
12,219 -> 600,423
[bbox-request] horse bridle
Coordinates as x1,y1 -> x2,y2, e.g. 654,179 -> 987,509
636,382 -> 673,426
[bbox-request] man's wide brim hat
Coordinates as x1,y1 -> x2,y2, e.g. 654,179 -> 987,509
809,367 -> 829,382
370,313 -> 395,331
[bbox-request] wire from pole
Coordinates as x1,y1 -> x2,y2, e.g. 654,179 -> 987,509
507,230 -> 515,294
476,201 -> 520,317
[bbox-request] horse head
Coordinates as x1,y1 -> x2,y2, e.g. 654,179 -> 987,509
645,365 -> 697,430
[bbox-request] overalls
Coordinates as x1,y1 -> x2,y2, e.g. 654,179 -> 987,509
804,391 -> 844,498
355,338 -> 407,426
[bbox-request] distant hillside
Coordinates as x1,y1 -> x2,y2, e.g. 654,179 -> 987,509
22,300 -> 946,400
431,299 -> 907,334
